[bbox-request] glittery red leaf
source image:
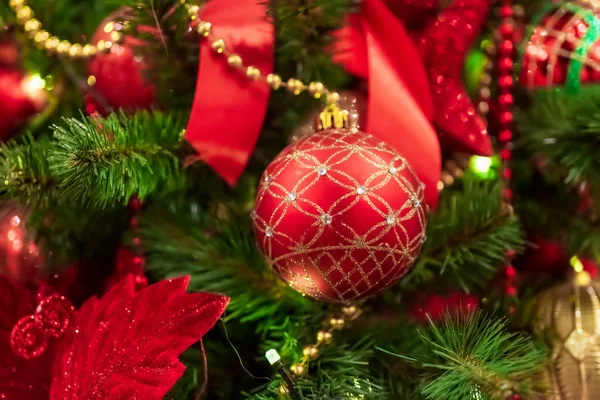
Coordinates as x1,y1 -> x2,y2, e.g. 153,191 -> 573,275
50,275 -> 229,400
0,275 -> 52,400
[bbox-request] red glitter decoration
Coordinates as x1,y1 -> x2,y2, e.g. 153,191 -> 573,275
50,275 -> 228,400
410,292 -> 479,323
0,275 -> 52,399
86,11 -> 155,114
414,0 -> 493,156
10,315 -> 48,359
34,295 -> 75,338
253,128 -> 427,302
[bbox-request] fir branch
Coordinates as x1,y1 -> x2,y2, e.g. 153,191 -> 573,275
49,111 -> 186,208
138,197 -> 317,327
254,335 -> 387,400
380,311 -> 547,400
516,87 -> 600,184
405,181 -> 524,293
0,135 -> 55,206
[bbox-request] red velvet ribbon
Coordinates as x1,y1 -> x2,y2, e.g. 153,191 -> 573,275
333,0 -> 441,208
185,0 -> 274,186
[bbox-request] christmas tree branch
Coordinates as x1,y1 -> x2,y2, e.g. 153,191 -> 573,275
254,333 -> 387,399
138,197 -> 317,327
404,181 -> 524,293
380,311 -> 548,400
49,111 -> 187,208
0,135 -> 55,206
516,87 -> 600,185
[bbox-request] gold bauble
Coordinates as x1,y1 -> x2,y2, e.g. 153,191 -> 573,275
532,272 -> 600,399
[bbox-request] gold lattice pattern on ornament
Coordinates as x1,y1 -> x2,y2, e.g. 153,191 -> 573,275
253,130 -> 427,301
524,2 -> 600,89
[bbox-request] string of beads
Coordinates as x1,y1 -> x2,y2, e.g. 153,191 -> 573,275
8,0 -> 123,59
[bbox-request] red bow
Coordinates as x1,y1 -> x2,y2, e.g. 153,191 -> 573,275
333,0 -> 441,208
185,0 -> 274,186
185,0 -> 454,208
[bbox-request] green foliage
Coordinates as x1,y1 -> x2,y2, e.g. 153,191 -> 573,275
138,196 -> 317,327
253,336 -> 387,400
50,111 -> 186,208
405,180 -> 524,293
516,87 -> 600,185
0,135 -> 55,206
381,311 -> 548,400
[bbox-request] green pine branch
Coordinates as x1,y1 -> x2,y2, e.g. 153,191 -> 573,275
253,335 -> 387,400
379,311 -> 548,400
138,196 -> 317,327
0,135 -> 55,206
516,87 -> 600,185
49,111 -> 186,208
404,180 -> 524,293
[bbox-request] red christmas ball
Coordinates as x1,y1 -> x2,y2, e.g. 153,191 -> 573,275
86,13 -> 155,114
521,235 -> 568,272
253,128 -> 428,302
0,69 -> 46,140
520,3 -> 600,89
410,292 -> 479,323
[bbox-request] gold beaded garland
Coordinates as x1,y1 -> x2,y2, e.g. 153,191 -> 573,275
8,0 -> 123,59
227,54 -> 243,68
329,317 -> 345,330
302,345 -> 319,360
278,384 -> 289,395
290,363 -> 306,378
316,330 -> 333,344
181,2 -> 340,104
246,66 -> 261,80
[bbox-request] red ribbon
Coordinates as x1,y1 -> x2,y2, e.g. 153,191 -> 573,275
185,0 -> 441,207
185,0 -> 274,186
333,0 -> 441,208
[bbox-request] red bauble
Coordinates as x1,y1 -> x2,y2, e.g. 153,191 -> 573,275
253,128 -> 428,302
410,292 -> 479,323
521,235 -> 569,272
0,69 -> 46,140
520,3 -> 600,89
86,13 -> 155,114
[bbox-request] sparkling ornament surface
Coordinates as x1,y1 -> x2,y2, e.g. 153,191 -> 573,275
521,1 -> 600,91
86,12 -> 155,114
10,315 -> 48,359
34,294 -> 74,337
532,272 -> 600,399
253,128 -> 427,302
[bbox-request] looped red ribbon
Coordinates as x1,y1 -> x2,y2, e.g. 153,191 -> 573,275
333,0 -> 441,208
185,0 -> 274,186
185,0 -> 441,207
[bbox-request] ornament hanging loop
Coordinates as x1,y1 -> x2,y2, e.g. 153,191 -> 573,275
317,103 -> 359,132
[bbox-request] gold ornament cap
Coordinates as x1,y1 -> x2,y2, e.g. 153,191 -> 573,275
317,103 -> 359,132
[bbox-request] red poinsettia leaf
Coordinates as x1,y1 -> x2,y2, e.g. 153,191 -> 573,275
50,275 -> 229,400
0,275 -> 52,400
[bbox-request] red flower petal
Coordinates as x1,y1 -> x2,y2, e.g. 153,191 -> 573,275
50,275 -> 229,400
